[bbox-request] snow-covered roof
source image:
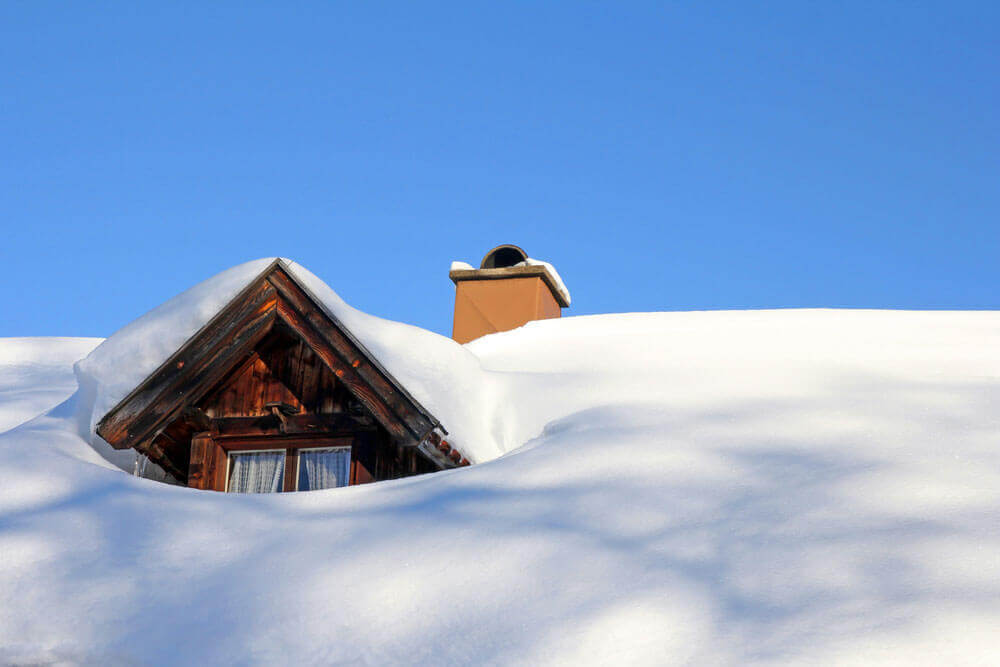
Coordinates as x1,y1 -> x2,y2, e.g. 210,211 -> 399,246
4,308 -> 1000,662
75,258 -> 497,463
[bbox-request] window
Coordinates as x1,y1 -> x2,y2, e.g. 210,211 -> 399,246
227,450 -> 285,494
226,445 -> 352,493
298,447 -> 351,491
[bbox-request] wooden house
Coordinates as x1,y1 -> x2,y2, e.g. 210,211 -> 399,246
96,260 -> 468,493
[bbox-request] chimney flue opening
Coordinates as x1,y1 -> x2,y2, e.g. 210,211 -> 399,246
480,244 -> 528,269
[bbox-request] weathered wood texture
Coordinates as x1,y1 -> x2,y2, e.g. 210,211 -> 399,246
187,431 -> 214,490
268,267 -> 438,446
199,332 -> 349,419
97,261 -> 461,490
97,277 -> 279,450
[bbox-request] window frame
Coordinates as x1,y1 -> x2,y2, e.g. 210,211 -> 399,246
295,445 -> 352,491
220,436 -> 356,493
224,448 -> 288,494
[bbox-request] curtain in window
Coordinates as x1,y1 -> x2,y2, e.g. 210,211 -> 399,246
298,448 -> 351,491
228,451 -> 285,493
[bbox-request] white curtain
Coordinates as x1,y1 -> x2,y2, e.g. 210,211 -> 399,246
298,448 -> 351,491
228,451 -> 285,493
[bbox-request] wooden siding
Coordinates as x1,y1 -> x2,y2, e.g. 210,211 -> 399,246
95,260 -> 463,489
165,324 -> 437,490
199,331 -> 349,419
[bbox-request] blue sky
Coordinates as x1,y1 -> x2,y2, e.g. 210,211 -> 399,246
2,2 -> 997,338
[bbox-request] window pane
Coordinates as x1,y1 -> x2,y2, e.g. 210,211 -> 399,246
298,448 -> 351,491
228,451 -> 285,493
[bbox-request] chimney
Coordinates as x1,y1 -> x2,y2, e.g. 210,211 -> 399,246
450,244 -> 570,344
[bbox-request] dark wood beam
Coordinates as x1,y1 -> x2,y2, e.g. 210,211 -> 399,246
211,413 -> 376,439
274,299 -> 414,444
182,407 -> 213,433
136,436 -> 187,482
187,432 -> 214,490
268,268 -> 436,445
97,279 -> 278,449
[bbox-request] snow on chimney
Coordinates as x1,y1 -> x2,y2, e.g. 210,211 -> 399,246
449,244 -> 570,344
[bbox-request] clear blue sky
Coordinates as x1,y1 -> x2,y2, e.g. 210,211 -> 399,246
2,3 -> 997,338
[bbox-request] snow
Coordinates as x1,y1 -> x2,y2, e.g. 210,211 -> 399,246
0,337 -> 101,433
286,262 -> 494,461
515,257 -> 571,305
76,258 -> 278,443
76,259 -> 495,464
2,261 -> 1000,664
449,256 -> 571,305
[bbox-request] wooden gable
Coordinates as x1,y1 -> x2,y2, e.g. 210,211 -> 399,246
96,260 -> 467,486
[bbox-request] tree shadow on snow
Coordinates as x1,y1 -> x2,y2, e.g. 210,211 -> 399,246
1,371 -> 998,664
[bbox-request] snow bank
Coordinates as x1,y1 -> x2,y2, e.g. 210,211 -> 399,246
3,300 -> 1000,663
0,337 -> 101,433
285,261 -> 495,460
75,259 -> 497,463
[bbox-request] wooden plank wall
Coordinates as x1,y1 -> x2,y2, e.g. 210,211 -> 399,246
199,332 -> 350,419
174,326 -> 436,490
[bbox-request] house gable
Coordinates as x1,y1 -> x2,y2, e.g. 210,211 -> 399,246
96,260 -> 466,486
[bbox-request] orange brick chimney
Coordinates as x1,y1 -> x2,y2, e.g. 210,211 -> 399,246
450,244 -> 570,344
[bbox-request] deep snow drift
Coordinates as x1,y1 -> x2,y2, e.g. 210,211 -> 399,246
0,264 -> 998,664
0,337 -> 100,434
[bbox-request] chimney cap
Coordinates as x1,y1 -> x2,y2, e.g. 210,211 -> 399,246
480,244 -> 528,269
450,246 -> 570,308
